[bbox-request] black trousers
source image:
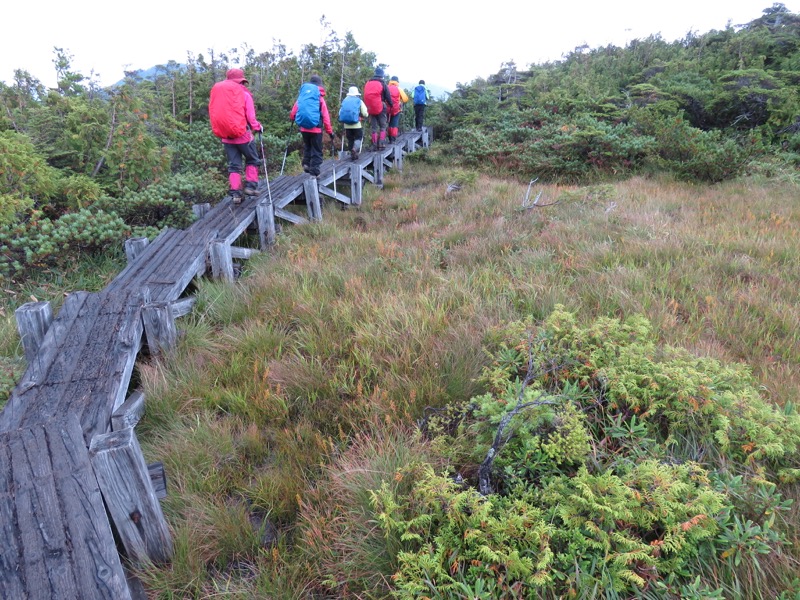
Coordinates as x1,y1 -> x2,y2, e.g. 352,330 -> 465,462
414,104 -> 426,130
301,131 -> 324,175
224,140 -> 259,173
345,128 -> 364,151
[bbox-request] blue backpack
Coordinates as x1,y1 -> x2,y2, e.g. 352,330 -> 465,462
295,82 -> 321,128
413,85 -> 427,105
338,96 -> 361,124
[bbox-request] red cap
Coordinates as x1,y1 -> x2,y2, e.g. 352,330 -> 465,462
226,68 -> 248,84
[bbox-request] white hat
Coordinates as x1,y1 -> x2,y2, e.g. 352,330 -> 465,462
347,86 -> 360,96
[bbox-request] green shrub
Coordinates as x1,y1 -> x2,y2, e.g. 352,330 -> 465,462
0,208 -> 128,280
379,307 -> 799,597
94,172 -> 226,237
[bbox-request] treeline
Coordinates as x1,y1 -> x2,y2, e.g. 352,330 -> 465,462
438,3 -> 800,183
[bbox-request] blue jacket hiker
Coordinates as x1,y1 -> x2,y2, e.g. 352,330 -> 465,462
289,74 -> 334,178
339,86 -> 369,160
413,79 -> 431,132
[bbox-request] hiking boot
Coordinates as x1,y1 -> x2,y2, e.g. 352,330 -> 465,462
302,163 -> 310,173
350,149 -> 359,161
244,182 -> 258,196
230,189 -> 243,204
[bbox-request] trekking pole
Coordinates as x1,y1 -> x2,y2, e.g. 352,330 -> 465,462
258,132 -> 274,207
280,123 -> 294,176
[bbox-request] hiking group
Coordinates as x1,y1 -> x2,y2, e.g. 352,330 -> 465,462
209,67 -> 432,199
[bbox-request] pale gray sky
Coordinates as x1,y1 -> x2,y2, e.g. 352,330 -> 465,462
1,1 -> 795,93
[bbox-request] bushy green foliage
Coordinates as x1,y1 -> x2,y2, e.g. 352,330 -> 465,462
0,130 -> 58,225
93,172 -> 226,237
629,107 -> 759,182
380,307 -> 799,597
449,112 -> 655,183
0,208 -> 128,279
169,125 -> 226,175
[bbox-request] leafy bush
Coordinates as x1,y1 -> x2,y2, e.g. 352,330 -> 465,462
0,208 -> 128,279
449,113 -> 655,183
93,172 -> 226,237
0,130 -> 58,226
376,307 -> 800,597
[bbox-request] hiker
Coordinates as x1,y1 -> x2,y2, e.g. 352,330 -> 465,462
413,79 -> 432,132
208,68 -> 264,203
338,86 -> 369,160
363,67 -> 393,150
387,76 -> 409,142
289,74 -> 334,178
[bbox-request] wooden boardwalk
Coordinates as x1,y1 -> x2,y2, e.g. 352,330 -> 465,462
0,129 -> 431,599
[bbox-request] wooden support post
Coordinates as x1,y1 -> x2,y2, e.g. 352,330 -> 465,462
15,301 -> 53,363
373,152 -> 384,188
303,178 -> 322,222
350,164 -> 363,207
192,203 -> 211,220
124,237 -> 149,264
141,302 -> 177,356
148,462 -> 168,499
405,136 -> 415,153
111,390 -> 146,431
90,427 -> 173,565
422,127 -> 431,147
209,241 -> 234,282
393,144 -> 404,171
256,198 -> 276,249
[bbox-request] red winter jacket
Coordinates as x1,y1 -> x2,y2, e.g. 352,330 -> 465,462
363,77 -> 393,116
387,81 -> 408,116
289,85 -> 334,135
209,80 -> 262,144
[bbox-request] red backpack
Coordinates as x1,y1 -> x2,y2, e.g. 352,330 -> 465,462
209,80 -> 247,139
363,79 -> 385,116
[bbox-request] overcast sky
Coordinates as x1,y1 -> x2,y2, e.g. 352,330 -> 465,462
1,1 -> 796,94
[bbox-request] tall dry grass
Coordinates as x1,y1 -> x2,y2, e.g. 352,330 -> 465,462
128,154 -> 799,597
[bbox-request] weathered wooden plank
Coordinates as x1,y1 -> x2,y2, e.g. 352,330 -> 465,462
112,390 -> 145,431
2,291 -> 94,411
108,229 -> 175,291
90,427 -> 173,565
274,208 -> 309,225
16,301 -> 54,363
1,417 -> 131,600
191,203 -> 211,219
0,436 -> 26,598
170,296 -> 197,318
230,246 -> 260,259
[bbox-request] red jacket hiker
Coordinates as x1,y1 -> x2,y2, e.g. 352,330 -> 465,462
208,68 -> 263,201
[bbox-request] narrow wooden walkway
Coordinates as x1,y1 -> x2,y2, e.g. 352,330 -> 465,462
0,128 -> 431,599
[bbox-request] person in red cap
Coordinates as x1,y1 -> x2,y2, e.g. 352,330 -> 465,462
208,68 -> 264,203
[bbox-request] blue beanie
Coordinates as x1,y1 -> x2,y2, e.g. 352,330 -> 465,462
374,67 -> 384,77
